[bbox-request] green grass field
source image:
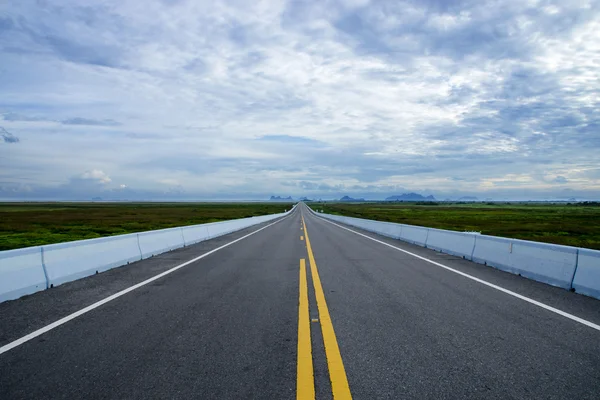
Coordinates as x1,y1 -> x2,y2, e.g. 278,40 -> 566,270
309,202 -> 600,250
0,202 -> 292,251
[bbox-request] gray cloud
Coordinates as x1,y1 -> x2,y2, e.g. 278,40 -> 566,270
0,127 -> 19,143
1,113 -> 47,122
61,118 -> 121,126
2,113 -> 122,127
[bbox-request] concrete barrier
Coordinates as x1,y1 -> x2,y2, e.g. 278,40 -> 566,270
317,212 -> 400,239
569,249 -> 600,298
426,229 -> 477,259
249,216 -> 268,225
0,247 -> 47,302
181,212 -> 287,244
0,209 -> 292,304
315,209 -> 584,294
181,225 -> 210,246
325,215 -> 344,224
471,235 -> 512,270
508,239 -> 578,289
362,219 -> 382,233
470,235 -> 577,289
343,216 -> 361,228
206,220 -> 237,239
43,234 -> 142,287
138,228 -> 185,259
400,225 -> 429,246
181,215 -> 276,245
376,222 -> 402,239
347,217 -> 379,233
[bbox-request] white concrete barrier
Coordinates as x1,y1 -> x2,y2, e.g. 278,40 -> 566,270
569,249 -> 600,298
181,225 -> 210,246
249,216 -> 267,225
377,222 -> 402,239
206,220 -> 237,239
325,215 -> 344,224
0,247 -> 47,302
507,239 -> 578,289
471,235 -> 577,289
343,216 -> 361,228
316,209 -> 582,293
471,235 -> 512,271
348,217 -> 379,233
43,234 -> 142,287
138,228 -> 185,259
361,219 -> 381,233
0,209 -> 292,304
181,214 -> 280,245
426,229 -> 476,259
317,212 -> 401,238
185,212 -> 287,243
400,225 -> 429,246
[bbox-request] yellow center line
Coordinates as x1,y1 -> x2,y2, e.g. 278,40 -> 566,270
301,236 -> 304,241
297,259 -> 315,399
302,216 -> 353,399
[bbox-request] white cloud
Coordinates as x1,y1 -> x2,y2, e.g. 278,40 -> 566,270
80,170 -> 112,184
158,178 -> 180,186
427,12 -> 471,31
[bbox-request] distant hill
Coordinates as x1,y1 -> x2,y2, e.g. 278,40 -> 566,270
458,196 -> 478,201
299,197 -> 313,201
270,196 -> 293,201
339,195 -> 365,202
385,193 -> 436,201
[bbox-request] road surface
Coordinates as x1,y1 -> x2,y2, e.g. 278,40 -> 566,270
1,203 -> 599,399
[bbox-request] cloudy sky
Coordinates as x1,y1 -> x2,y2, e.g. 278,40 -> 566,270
1,0 -> 599,201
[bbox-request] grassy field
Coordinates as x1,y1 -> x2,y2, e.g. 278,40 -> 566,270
309,202 -> 600,250
0,202 -> 293,251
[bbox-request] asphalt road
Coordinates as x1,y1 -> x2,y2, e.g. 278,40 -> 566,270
1,203 -> 599,399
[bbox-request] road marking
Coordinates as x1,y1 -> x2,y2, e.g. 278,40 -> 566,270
297,259 -> 315,399
301,236 -> 304,241
0,214 -> 293,356
316,215 -> 600,333
302,216 -> 353,399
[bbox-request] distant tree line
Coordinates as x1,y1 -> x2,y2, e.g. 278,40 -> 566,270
573,201 -> 600,207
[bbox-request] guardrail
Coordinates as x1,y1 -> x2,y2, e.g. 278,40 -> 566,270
310,208 -> 600,300
0,206 -> 296,303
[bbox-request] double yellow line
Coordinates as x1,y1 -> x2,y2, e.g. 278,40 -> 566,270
298,216 -> 352,399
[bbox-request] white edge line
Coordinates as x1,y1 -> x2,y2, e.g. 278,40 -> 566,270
311,211 -> 600,332
0,211 -> 294,355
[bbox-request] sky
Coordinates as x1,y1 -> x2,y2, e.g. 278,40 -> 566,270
1,0 -> 599,201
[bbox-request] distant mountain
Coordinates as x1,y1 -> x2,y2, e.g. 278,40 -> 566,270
339,195 -> 365,202
270,196 -> 293,201
385,193 -> 436,201
299,197 -> 313,201
458,196 -> 478,201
